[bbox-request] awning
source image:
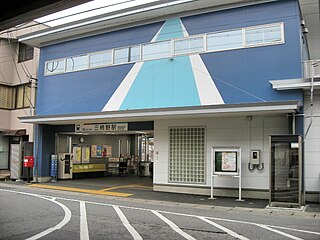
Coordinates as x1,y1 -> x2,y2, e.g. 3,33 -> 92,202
1,129 -> 26,136
19,101 -> 301,125
270,78 -> 320,90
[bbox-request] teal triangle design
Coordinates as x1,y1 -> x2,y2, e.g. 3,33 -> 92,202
119,18 -> 201,110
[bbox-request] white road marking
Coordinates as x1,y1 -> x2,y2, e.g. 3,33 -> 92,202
113,205 -> 143,240
1,188 -> 319,238
151,210 -> 196,240
256,224 -> 303,240
198,216 -> 249,240
0,189 -> 72,240
80,201 -> 90,240
271,225 -> 320,236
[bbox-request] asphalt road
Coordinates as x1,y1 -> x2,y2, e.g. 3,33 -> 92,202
0,184 -> 319,240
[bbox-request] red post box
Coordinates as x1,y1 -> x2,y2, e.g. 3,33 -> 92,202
23,156 -> 34,168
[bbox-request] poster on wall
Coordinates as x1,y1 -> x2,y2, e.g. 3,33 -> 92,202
214,150 -> 238,175
82,146 -> 90,163
91,145 -> 97,158
106,145 -> 112,157
102,145 -> 112,157
73,146 -> 82,164
96,145 -> 102,157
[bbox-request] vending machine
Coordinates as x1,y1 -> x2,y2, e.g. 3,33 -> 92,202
58,153 -> 73,179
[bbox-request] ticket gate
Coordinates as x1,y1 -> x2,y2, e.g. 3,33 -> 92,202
58,153 -> 73,179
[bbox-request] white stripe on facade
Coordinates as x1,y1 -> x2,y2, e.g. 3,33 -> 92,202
113,205 -> 143,240
102,19 -> 166,112
179,18 -> 225,105
101,62 -> 143,111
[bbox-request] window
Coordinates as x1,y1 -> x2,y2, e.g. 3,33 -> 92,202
44,22 -> 284,76
89,51 -> 112,68
128,46 -> 140,62
15,84 -> 31,109
114,47 -> 129,64
0,85 -> 15,109
174,36 -> 204,55
18,43 -> 34,62
207,29 -> 243,51
0,84 -> 31,109
245,23 -> 283,46
66,55 -> 88,72
169,127 -> 205,183
15,85 -> 24,108
45,59 -> 65,75
142,41 -> 171,61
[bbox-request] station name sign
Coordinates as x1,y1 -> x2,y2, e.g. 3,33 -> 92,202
75,123 -> 128,132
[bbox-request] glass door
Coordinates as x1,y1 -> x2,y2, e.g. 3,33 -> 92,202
270,135 -> 302,207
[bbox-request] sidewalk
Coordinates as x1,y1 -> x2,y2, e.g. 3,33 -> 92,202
2,176 -> 319,214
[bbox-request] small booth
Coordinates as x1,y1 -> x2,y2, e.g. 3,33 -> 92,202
269,135 -> 303,208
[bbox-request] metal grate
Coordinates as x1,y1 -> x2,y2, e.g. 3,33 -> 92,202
169,127 -> 205,183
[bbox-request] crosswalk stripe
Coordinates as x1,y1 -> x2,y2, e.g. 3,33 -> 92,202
113,205 -> 143,240
80,201 -> 90,240
151,210 -> 196,240
198,216 -> 249,240
256,224 -> 303,240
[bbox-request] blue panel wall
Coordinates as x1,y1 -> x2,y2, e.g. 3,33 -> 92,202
37,0 -> 303,115
182,0 -> 303,104
37,22 -> 163,115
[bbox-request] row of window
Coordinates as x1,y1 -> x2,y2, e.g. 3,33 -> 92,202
0,84 -> 31,110
45,22 -> 284,76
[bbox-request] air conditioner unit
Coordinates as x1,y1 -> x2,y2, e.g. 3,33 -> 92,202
303,60 -> 320,78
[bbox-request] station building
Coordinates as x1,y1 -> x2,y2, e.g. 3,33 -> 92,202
18,0 -> 320,205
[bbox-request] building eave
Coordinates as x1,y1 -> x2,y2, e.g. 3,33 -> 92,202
18,0 -> 278,47
19,101 -> 301,125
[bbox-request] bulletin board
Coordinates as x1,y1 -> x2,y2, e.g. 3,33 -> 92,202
210,147 -> 243,201
214,150 -> 239,175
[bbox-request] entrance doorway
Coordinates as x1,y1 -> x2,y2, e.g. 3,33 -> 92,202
55,131 -> 154,180
270,135 -> 303,208
138,136 -> 154,177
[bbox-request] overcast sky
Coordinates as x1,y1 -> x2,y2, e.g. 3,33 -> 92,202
36,0 -> 159,27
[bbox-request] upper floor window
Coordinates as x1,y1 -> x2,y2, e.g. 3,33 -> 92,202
0,85 -> 15,109
89,51 -> 112,68
207,29 -> 243,51
142,41 -> 171,61
66,55 -> 88,72
114,46 -> 140,64
18,43 -> 34,62
44,22 -> 284,76
174,36 -> 204,55
0,84 -> 31,110
45,59 -> 65,75
244,23 -> 283,46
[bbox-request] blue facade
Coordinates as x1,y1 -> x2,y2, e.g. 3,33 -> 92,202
36,0 -> 303,116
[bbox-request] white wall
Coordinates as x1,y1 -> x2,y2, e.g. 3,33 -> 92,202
154,115 -> 289,190
304,91 -> 320,192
